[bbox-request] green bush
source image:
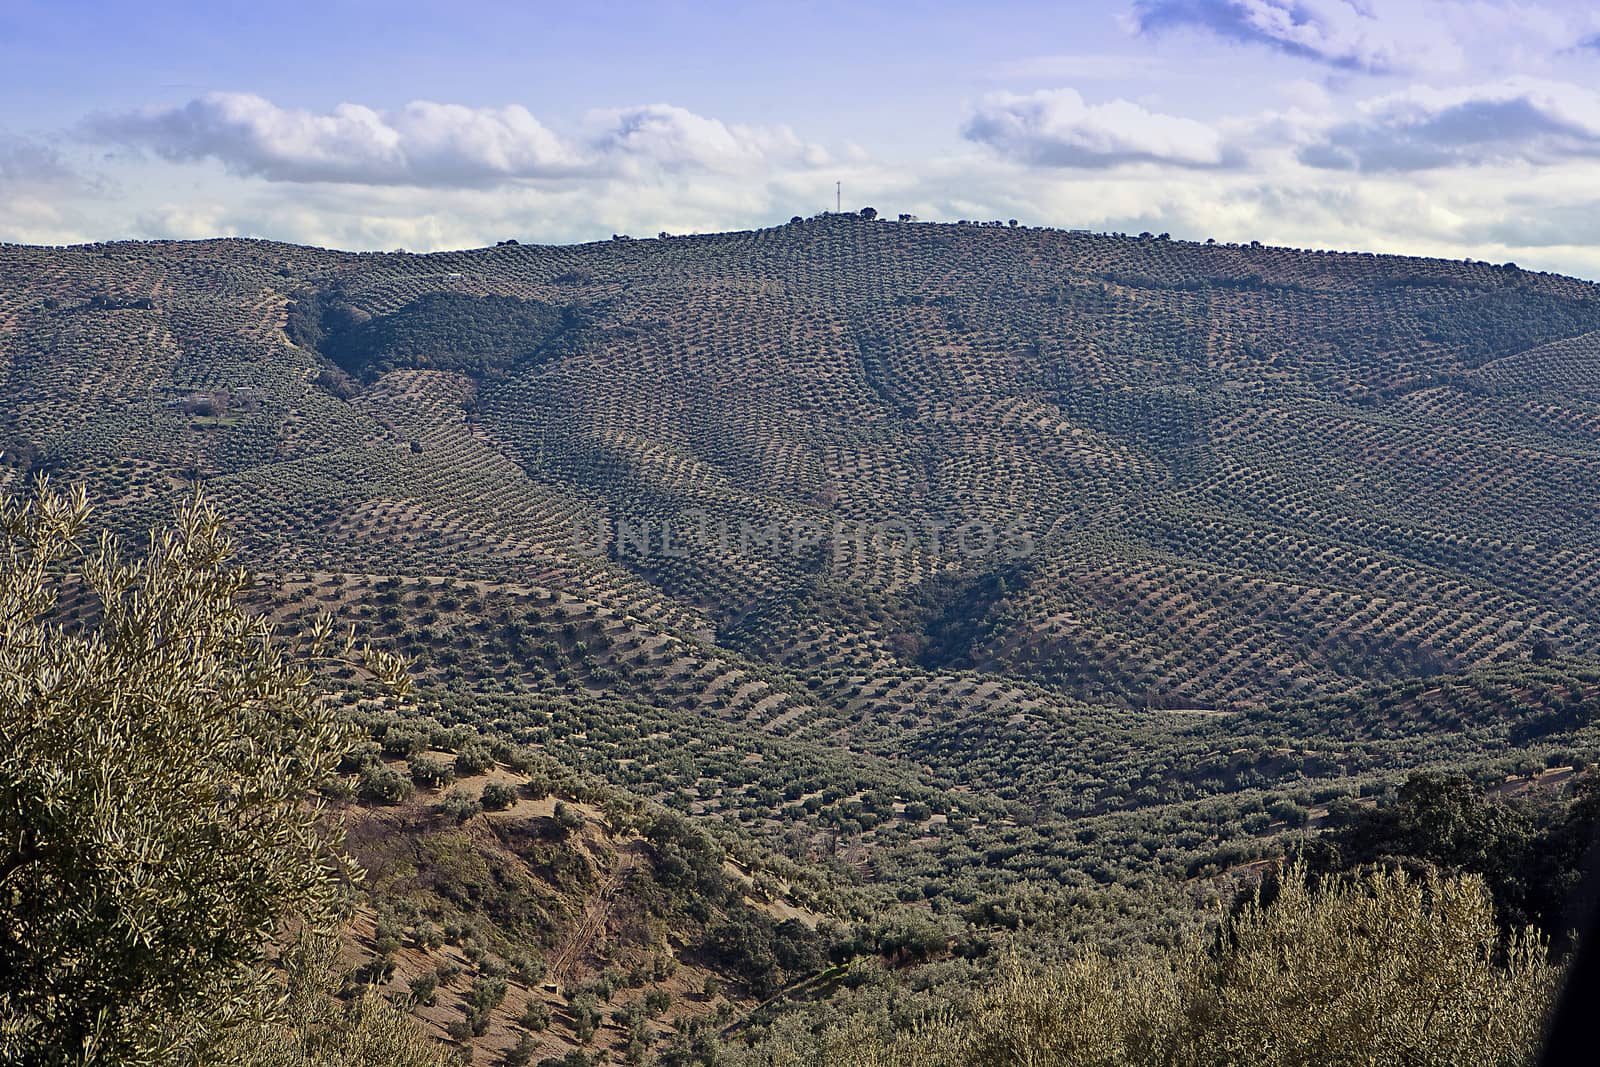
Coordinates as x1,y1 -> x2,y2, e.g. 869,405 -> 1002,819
409,755 -> 455,790
358,763 -> 414,805
0,485 -> 411,1064
735,864 -> 1557,1067
481,781 -> 517,811
456,743 -> 495,777
440,787 -> 482,822
519,999 -> 550,1031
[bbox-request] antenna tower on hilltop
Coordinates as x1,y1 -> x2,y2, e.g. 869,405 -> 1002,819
836,181 -> 841,214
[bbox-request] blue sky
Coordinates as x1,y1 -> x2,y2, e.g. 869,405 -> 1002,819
6,1 -> 1600,275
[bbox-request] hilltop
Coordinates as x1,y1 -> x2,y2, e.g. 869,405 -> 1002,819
5,214 -> 1600,1061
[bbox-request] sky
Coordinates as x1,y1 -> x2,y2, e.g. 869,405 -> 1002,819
5,0 -> 1600,276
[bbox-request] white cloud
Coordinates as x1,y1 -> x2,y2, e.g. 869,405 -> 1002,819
962,89 -> 1233,168
1301,78 -> 1600,171
0,134 -> 100,245
83,93 -> 583,186
1129,0 -> 1462,73
109,150 -> 882,253
0,135 -> 77,188
587,103 -> 830,174
0,193 -> 90,247
83,93 -> 834,190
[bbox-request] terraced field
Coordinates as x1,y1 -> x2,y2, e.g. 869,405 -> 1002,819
7,218 -> 1600,1046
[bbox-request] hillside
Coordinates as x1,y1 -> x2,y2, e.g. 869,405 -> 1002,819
5,214 -> 1600,1060
326,711 -> 839,1066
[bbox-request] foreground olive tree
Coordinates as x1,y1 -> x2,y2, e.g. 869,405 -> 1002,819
741,863 -> 1560,1067
211,931 -> 455,1067
0,481 -> 410,1064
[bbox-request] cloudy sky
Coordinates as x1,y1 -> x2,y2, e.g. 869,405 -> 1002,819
6,0 -> 1600,275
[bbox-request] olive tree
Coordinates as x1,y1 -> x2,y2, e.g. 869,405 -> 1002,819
211,932 -> 453,1067
739,864 -> 1559,1067
0,480 -> 409,1064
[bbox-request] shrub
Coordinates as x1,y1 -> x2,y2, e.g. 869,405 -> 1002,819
510,953 -> 546,985
409,755 -> 455,790
503,1033 -> 538,1066
408,972 -> 438,1006
0,484 -> 408,1063
519,999 -> 550,1031
381,729 -> 424,759
440,787 -> 483,823
643,988 -> 673,1016
456,743 -> 495,777
553,801 -> 584,830
211,934 -> 449,1066
358,763 -> 414,805
464,976 -> 508,1036
745,864 -> 1558,1067
481,781 -> 518,811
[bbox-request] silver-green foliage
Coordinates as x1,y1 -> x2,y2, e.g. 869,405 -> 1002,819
0,480 -> 407,1064
211,933 -> 455,1067
741,863 -> 1559,1067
